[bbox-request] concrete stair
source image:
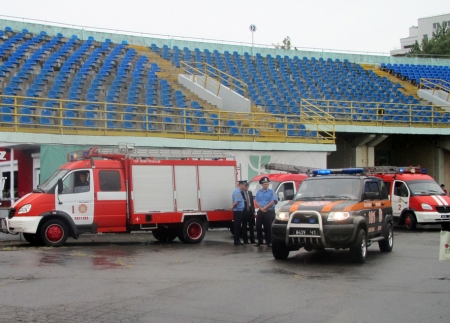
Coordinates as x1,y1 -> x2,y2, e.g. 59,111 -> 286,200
360,64 -> 421,100
128,45 -> 220,113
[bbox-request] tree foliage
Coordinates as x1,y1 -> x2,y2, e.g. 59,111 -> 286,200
409,22 -> 450,57
273,36 -> 297,50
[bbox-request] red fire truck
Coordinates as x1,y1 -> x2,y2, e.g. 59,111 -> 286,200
0,144 -> 237,246
365,166 -> 450,230
248,163 -> 312,211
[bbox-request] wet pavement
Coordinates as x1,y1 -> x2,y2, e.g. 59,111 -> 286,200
0,226 -> 449,323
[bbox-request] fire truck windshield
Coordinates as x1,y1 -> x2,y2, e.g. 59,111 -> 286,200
248,181 -> 280,196
36,169 -> 70,193
294,178 -> 360,200
406,180 -> 446,196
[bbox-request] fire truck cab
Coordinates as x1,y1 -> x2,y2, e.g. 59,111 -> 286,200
0,144 -> 237,246
368,166 -> 450,230
248,163 -> 311,211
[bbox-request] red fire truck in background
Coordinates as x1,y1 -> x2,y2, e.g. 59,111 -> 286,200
0,144 -> 237,246
366,165 -> 450,230
248,163 -> 312,211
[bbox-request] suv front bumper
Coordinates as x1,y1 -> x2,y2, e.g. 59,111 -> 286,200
272,210 -> 357,248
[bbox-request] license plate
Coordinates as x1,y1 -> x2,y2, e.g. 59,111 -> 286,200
441,214 -> 450,219
293,229 -> 319,236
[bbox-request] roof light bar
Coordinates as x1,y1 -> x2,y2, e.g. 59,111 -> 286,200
313,168 -> 364,176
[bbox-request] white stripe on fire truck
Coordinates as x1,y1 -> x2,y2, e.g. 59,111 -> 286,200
97,192 -> 127,201
431,195 -> 444,206
435,195 -> 448,205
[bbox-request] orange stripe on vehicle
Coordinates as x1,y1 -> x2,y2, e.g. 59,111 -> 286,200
289,201 -> 303,212
321,201 -> 344,212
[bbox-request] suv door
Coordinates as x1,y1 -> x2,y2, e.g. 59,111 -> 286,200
363,179 -> 385,237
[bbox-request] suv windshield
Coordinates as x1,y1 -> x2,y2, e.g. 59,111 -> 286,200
36,169 -> 70,193
295,178 -> 361,200
407,180 -> 446,196
248,181 -> 280,196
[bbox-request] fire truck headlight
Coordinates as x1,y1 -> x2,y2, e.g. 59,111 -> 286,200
421,203 -> 432,210
276,212 -> 289,221
18,204 -> 32,214
328,212 -> 350,221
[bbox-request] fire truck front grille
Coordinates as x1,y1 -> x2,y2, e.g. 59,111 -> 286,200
436,206 -> 450,213
8,208 -> 16,219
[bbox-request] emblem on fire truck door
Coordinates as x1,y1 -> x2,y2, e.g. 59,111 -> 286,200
78,204 -> 88,214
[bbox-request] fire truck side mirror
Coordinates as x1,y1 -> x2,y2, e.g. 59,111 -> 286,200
57,178 -> 63,194
278,192 -> 285,202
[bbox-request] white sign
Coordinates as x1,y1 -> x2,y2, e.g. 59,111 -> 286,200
249,24 -> 257,32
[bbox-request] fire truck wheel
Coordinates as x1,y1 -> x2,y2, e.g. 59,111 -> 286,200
404,213 -> 417,230
39,219 -> 68,247
182,218 -> 205,244
272,240 -> 290,260
23,233 -> 42,246
441,223 -> 450,230
378,223 -> 394,252
152,228 -> 177,242
350,229 -> 367,264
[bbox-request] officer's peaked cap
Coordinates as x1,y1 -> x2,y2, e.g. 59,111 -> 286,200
259,176 -> 270,184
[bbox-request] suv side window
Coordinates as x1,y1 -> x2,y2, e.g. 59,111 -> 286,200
378,181 -> 389,199
364,180 -> 381,200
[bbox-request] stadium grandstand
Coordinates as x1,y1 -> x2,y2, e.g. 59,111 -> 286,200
1,17 -> 450,206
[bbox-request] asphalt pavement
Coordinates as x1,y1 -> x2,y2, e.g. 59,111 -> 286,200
0,226 -> 449,323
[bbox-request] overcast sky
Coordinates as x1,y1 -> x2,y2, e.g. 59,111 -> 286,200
0,0 -> 448,54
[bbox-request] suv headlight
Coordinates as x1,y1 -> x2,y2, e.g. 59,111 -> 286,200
276,212 -> 289,221
421,203 -> 432,210
327,212 -> 350,221
18,204 -> 32,214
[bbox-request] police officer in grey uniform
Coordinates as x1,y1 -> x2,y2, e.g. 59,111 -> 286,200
254,176 -> 277,247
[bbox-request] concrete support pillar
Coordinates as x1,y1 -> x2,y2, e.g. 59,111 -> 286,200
434,146 -> 445,184
351,134 -> 388,167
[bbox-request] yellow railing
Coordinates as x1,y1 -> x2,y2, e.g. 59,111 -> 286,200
180,61 -> 248,98
305,99 -> 449,127
420,78 -> 450,102
0,95 -> 335,144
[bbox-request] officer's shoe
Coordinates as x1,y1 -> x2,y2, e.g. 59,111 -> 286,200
243,241 -> 250,244
254,242 -> 262,247
234,241 -> 244,246
267,243 -> 272,247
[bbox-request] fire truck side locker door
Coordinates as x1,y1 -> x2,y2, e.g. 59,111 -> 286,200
174,166 -> 199,212
198,165 -> 236,211
132,165 -> 175,214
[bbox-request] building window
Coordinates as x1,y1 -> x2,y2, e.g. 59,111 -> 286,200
433,23 -> 440,29
423,34 -> 428,40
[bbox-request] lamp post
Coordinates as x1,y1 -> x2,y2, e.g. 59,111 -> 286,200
249,24 -> 256,55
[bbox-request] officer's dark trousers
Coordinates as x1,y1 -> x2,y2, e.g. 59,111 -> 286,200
233,211 -> 243,243
242,210 -> 255,243
256,209 -> 275,244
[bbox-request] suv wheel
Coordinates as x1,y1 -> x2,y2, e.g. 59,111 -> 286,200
378,223 -> 394,252
350,229 -> 367,264
272,240 -> 290,260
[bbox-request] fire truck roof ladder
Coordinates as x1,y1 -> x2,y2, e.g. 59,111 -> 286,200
264,163 -> 317,174
93,144 -> 234,159
361,165 -> 423,174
